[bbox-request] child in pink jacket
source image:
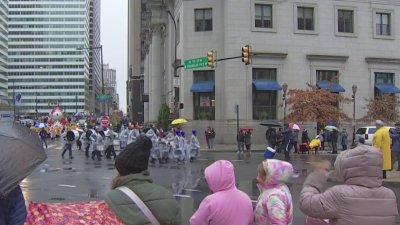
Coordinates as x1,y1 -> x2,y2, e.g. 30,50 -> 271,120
190,160 -> 253,225
254,159 -> 294,225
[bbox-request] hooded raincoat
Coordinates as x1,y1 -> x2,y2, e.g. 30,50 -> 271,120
299,145 -> 398,225
190,160 -> 253,225
373,126 -> 392,170
254,159 -> 294,225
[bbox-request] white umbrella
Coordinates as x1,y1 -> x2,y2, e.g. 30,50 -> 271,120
38,123 -> 45,128
325,125 -> 338,131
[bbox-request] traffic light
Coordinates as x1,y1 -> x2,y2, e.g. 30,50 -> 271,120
207,50 -> 216,68
241,45 -> 250,65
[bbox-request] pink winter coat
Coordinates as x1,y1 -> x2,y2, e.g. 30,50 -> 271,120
190,160 -> 253,225
300,145 -> 398,225
254,159 -> 294,225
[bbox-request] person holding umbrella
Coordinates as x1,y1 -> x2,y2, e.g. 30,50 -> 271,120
0,119 -> 47,225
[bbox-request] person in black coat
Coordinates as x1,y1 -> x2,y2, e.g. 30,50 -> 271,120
0,185 -> 27,225
331,129 -> 339,154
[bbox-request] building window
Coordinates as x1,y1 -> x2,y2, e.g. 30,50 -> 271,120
195,8 -> 212,32
338,9 -> 354,33
297,7 -> 314,30
255,4 -> 272,28
375,72 -> 394,84
316,70 -> 338,82
193,71 -> 215,120
252,68 -> 277,120
376,12 -> 390,36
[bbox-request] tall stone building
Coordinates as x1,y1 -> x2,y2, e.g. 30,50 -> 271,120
131,0 -> 400,144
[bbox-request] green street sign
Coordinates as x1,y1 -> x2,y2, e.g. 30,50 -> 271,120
184,57 -> 208,70
96,94 -> 112,102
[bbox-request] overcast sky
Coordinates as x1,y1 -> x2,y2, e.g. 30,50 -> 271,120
101,0 -> 128,112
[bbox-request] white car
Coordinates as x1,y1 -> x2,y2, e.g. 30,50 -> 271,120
356,126 -> 394,146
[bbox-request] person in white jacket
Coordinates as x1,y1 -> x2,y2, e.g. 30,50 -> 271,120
190,130 -> 200,162
119,126 -> 129,150
91,128 -> 103,161
127,125 -> 139,145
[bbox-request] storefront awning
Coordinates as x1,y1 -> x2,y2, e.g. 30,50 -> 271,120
190,82 -> 215,92
375,83 -> 400,94
316,81 -> 345,93
252,80 -> 282,91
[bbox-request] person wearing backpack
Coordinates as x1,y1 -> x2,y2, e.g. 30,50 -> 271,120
62,128 -> 75,159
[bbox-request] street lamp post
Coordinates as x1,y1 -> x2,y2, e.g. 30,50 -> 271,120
282,83 -> 288,125
352,84 -> 358,146
166,10 -> 180,118
166,10 -> 177,77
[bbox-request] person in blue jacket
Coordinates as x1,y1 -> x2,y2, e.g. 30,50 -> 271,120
390,122 -> 400,171
0,185 -> 27,225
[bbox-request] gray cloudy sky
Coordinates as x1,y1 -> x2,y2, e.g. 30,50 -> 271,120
101,0 -> 128,112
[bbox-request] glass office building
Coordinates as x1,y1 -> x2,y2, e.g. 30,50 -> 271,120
8,0 -> 92,117
0,0 -> 7,105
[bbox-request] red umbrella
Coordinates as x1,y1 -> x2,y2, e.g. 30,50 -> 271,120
289,123 -> 302,130
240,127 -> 253,132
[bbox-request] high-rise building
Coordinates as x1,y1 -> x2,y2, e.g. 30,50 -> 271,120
8,0 -> 93,118
103,63 -> 117,115
89,0 -> 101,115
0,0 -> 7,105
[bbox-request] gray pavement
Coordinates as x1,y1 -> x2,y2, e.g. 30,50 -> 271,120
22,140 -> 400,225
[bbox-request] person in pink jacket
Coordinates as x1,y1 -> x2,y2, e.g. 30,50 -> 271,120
254,159 -> 294,225
300,143 -> 399,225
190,160 -> 253,225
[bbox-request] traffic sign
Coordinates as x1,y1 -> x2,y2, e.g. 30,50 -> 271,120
184,57 -> 208,70
96,94 -> 112,102
100,116 -> 109,128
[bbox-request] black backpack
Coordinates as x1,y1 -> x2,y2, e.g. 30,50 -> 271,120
86,129 -> 93,140
66,131 -> 75,141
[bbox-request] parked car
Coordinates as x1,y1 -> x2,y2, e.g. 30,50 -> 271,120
356,126 -> 394,146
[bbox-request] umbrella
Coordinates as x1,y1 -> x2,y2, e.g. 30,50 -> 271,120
325,125 -> 338,131
0,120 -> 47,197
38,123 -> 45,128
260,120 -> 282,127
171,118 -> 188,125
289,123 -> 301,130
240,127 -> 253,132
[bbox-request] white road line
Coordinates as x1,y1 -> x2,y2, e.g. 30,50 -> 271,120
58,184 -> 77,188
184,189 -> 201,192
173,194 -> 191,198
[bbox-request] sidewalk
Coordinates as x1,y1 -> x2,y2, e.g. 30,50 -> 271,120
200,144 -> 400,183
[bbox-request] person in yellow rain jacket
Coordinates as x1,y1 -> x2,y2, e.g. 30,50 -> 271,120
372,120 -> 392,179
309,136 -> 322,154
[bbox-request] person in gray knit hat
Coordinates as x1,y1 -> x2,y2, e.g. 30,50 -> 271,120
105,136 -> 181,225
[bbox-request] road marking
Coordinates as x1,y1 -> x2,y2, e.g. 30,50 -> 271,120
173,194 -> 191,198
58,184 -> 77,188
184,189 -> 201,192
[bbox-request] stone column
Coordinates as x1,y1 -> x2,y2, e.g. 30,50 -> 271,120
149,24 -> 164,122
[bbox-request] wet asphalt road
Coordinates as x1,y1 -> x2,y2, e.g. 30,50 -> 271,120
22,140 -> 400,225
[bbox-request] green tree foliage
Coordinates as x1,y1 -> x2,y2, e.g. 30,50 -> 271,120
157,103 -> 170,130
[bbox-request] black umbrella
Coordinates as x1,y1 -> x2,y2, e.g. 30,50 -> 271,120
260,120 -> 282,127
0,120 -> 47,197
